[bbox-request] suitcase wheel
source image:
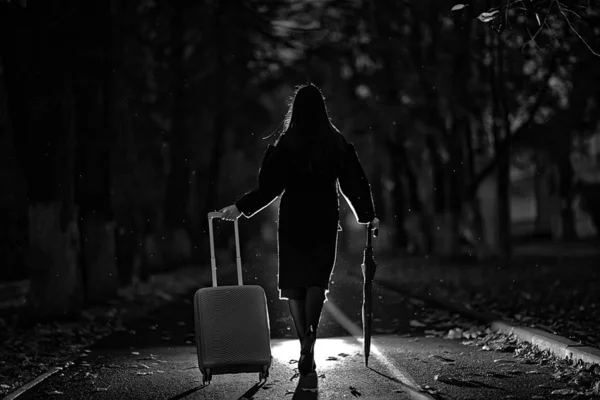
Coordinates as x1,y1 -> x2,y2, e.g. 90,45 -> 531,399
202,368 -> 212,385
259,365 -> 269,381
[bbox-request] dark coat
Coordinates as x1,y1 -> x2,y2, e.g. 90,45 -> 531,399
235,135 -> 376,295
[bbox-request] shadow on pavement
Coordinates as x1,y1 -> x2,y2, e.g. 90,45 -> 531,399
166,380 -> 267,400
236,380 -> 267,400
292,374 -> 319,400
167,384 -> 206,400
367,367 -> 431,398
367,366 -> 402,384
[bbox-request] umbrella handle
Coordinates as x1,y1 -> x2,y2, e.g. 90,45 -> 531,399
365,222 -> 377,247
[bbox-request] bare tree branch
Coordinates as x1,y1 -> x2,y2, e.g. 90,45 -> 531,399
523,0 -> 555,50
456,0 -> 600,56
556,2 -> 600,56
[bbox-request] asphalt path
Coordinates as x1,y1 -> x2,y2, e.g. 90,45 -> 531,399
17,252 -> 563,399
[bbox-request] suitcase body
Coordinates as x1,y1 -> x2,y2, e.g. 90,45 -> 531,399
194,212 -> 272,384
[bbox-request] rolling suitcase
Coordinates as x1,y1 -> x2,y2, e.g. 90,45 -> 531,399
194,211 -> 272,384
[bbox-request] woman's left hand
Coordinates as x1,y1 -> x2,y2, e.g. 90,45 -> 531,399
221,204 -> 241,221
370,217 -> 380,237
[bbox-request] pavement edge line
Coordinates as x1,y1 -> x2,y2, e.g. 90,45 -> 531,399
2,367 -> 63,400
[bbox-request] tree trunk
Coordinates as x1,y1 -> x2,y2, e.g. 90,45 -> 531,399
27,202 -> 83,319
492,33 -> 511,265
477,172 -> 501,257
80,214 -> 118,303
162,0 -> 194,267
386,135 -> 429,253
557,141 -> 578,241
75,75 -> 119,302
385,138 -> 408,248
533,156 -> 554,236
163,0 -> 192,265
496,148 -> 511,261
26,83 -> 83,319
390,167 -> 408,248
202,0 -> 228,238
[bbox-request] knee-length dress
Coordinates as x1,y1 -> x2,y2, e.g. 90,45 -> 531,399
235,136 -> 376,297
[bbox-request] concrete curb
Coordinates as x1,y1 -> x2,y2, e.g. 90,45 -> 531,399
492,321 -> 600,365
351,271 -> 600,367
2,367 -> 63,400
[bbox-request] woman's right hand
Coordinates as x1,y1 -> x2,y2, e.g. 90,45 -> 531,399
221,204 -> 241,221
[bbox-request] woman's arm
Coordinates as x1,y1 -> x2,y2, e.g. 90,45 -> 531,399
235,144 -> 287,218
338,141 -> 376,224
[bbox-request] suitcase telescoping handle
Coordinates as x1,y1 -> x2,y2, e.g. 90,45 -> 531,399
207,211 -> 243,287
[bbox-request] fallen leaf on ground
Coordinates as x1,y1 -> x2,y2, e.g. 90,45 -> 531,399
419,385 -> 442,395
374,328 -> 396,334
429,355 -> 455,363
569,372 -> 594,387
550,388 -> 578,395
434,374 -> 482,388
349,386 -> 361,397
446,328 -> 463,340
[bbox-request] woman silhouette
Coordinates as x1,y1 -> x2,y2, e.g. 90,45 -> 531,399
220,83 -> 379,376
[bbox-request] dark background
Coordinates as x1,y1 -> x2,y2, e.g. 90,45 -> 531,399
0,0 -> 599,319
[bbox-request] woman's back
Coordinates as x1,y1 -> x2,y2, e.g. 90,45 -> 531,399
221,84 -> 378,378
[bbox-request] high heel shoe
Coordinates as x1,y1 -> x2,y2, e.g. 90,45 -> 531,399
298,326 -> 316,375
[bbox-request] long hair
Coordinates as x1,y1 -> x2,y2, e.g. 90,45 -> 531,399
272,83 -> 345,174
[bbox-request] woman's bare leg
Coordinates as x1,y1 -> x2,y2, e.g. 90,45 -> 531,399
299,286 -> 325,374
288,299 -> 306,345
304,286 -> 325,332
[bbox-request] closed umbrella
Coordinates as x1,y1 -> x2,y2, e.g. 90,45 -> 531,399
361,222 -> 378,367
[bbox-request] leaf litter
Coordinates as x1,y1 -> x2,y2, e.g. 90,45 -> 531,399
402,296 -> 600,399
0,268 -> 207,396
460,330 -> 600,398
